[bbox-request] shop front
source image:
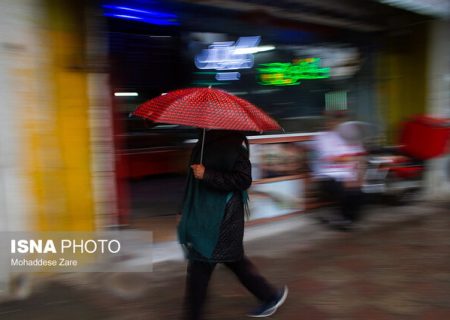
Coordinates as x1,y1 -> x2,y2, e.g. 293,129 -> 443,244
103,0 -> 381,225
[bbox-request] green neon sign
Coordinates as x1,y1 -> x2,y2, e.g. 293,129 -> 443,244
258,58 -> 330,86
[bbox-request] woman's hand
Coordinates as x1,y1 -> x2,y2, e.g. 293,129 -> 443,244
191,164 -> 205,180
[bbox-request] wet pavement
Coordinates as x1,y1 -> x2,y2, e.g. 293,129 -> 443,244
1,201 -> 449,320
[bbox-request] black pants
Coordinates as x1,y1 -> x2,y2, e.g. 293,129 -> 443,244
184,256 -> 277,320
320,178 -> 363,222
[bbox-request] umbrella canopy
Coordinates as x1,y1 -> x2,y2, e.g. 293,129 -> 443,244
132,87 -> 281,132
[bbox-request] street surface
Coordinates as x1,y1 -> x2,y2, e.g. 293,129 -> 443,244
1,202 -> 449,320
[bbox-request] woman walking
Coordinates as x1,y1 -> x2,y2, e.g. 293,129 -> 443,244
178,130 -> 287,320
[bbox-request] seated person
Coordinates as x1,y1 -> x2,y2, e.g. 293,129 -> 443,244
312,111 -> 366,229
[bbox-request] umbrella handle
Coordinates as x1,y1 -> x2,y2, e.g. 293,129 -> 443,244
200,128 -> 206,165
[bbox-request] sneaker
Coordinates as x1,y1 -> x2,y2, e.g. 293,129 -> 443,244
247,286 -> 288,317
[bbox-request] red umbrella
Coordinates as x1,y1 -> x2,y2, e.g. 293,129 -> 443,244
132,87 -> 281,132
132,87 -> 282,163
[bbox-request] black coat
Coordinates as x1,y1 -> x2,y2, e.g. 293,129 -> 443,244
189,148 -> 252,262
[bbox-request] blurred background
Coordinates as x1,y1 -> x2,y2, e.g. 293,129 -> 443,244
0,0 -> 449,318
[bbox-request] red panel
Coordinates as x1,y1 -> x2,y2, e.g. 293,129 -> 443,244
391,166 -> 423,179
400,116 -> 450,160
120,149 -> 191,179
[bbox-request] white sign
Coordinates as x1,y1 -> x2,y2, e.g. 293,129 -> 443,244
195,36 -> 261,70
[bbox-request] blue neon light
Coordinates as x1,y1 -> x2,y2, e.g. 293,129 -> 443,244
106,14 -> 142,20
103,5 -> 177,18
102,4 -> 179,26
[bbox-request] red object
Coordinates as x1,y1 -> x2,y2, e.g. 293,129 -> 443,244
390,166 -> 423,179
132,87 -> 281,132
119,148 -> 191,178
400,115 -> 450,160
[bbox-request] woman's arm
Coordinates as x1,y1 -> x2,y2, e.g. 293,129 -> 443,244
192,150 -> 252,192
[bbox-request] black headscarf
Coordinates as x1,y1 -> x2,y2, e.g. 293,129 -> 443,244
190,129 -> 248,169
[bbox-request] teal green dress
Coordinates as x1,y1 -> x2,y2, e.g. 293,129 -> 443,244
177,131 -> 251,262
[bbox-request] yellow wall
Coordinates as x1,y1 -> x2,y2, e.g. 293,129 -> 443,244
27,1 -> 95,231
377,24 -> 428,143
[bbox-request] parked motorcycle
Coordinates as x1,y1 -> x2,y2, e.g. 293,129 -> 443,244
341,116 -> 450,205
